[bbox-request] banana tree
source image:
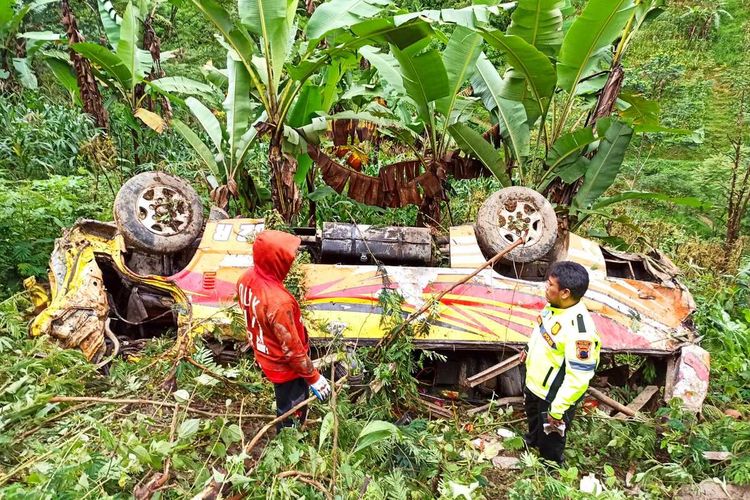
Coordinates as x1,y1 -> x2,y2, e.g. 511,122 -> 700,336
0,0 -> 57,90
355,24 -> 507,224
68,1 -> 214,162
444,0 -> 668,231
173,51 -> 266,213
189,0 -> 448,222
302,5 -> 519,225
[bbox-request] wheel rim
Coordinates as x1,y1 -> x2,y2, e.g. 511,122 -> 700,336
136,186 -> 191,236
497,199 -> 544,246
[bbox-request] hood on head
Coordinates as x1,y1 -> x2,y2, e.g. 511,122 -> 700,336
252,230 -> 301,282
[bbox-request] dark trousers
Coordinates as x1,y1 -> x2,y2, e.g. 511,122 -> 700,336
273,378 -> 309,431
523,388 -> 577,464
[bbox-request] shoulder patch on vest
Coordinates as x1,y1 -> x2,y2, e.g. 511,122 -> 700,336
551,322 -> 561,335
537,315 -> 543,326
576,340 -> 592,360
576,314 -> 586,333
542,331 -> 557,349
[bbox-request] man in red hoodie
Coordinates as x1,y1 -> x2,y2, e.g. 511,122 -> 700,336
237,230 -> 331,429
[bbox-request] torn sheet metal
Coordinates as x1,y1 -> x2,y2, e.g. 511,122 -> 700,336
665,345 -> 710,412
29,239 -> 109,361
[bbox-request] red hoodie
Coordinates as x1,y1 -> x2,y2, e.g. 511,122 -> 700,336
236,230 -> 320,384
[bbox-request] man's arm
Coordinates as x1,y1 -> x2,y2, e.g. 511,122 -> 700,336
268,305 -> 320,384
548,332 -> 599,420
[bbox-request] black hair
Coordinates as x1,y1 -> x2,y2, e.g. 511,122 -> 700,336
548,261 -> 589,300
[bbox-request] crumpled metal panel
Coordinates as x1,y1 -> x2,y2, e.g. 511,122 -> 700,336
665,345 -> 710,412
30,220 -> 195,360
30,237 -> 108,361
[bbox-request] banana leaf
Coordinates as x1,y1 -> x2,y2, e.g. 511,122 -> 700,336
593,191 -> 709,210
480,30 -> 556,114
448,123 -> 510,186
507,0 -> 564,57
436,26 -> 482,119
557,0 -> 635,95
173,118 -> 222,179
471,52 -> 530,162
224,52 -> 253,169
571,119 -> 633,212
71,42 -> 132,92
390,45 -> 449,127
288,84 -> 323,127
545,127 -> 596,172
307,0 -> 392,40
189,0 -> 262,95
97,0 -> 120,47
150,76 -> 218,98
11,58 -> 36,88
359,45 -> 405,96
116,2 -> 141,88
185,96 -> 224,161
202,60 -> 228,90
394,3 -> 514,29
18,31 -> 60,40
617,92 -> 660,132
238,0 -> 296,92
289,18 -> 434,84
45,57 -> 79,103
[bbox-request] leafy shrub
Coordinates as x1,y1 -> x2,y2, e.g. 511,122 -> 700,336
625,53 -> 686,100
677,4 -> 733,42
694,263 -> 750,402
0,93 -> 99,179
0,175 -> 110,297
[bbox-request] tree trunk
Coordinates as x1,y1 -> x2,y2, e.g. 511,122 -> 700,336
306,167 -> 317,227
416,195 -> 442,228
142,13 -> 171,121
415,163 -> 445,228
61,0 -> 109,130
269,136 -> 301,223
724,221 -> 740,272
168,5 -> 178,39
585,64 -> 625,128
131,128 -> 141,167
544,64 -> 625,231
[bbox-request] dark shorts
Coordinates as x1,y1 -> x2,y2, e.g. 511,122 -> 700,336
274,378 -> 309,431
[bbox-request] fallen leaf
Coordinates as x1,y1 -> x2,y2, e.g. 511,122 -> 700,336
134,108 -> 165,134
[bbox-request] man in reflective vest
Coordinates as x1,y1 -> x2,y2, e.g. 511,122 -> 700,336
519,261 -> 601,464
237,230 -> 331,431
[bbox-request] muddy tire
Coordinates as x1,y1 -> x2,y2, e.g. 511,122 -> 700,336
475,187 -> 557,263
114,172 -> 204,253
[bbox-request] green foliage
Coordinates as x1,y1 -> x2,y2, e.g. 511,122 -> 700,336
694,264 -> 750,402
0,175 -> 109,296
0,0 -> 58,90
2,0 -> 750,497
677,3 -> 733,42
0,93 -> 99,179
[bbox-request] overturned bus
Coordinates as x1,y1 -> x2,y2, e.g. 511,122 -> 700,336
28,172 -> 709,411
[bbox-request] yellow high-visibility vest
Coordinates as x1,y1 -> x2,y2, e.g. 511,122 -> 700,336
525,301 -> 601,419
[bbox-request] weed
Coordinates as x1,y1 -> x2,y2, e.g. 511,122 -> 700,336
0,92 -> 99,179
0,175 -> 110,297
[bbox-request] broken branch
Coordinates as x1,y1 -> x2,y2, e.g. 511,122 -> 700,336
467,355 -> 523,388
466,396 -> 524,416
587,387 -> 637,417
419,397 -> 454,419
244,375 -> 349,456
48,396 -> 274,419
277,471 -> 333,500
